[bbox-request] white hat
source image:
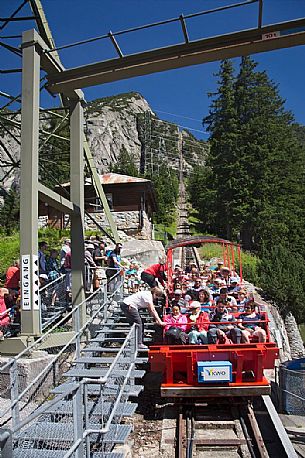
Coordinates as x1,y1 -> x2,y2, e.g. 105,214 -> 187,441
189,301 -> 201,309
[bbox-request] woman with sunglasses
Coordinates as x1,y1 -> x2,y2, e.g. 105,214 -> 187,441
237,303 -> 266,343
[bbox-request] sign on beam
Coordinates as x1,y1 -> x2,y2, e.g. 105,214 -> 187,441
21,254 -> 39,311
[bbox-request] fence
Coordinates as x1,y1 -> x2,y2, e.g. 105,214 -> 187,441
0,270 -> 134,456
279,359 -> 305,415
39,274 -> 69,331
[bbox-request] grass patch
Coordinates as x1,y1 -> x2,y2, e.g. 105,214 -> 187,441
154,214 -> 177,244
0,228 -> 105,280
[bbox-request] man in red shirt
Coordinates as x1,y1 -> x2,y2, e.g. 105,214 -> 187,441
5,260 -> 20,292
141,259 -> 167,288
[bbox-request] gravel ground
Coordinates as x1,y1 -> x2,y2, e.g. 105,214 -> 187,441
127,372 -> 171,458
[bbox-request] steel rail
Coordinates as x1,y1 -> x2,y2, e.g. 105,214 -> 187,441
45,0 -> 258,53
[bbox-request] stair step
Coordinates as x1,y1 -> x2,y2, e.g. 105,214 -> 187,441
13,451 -> 123,458
90,336 -> 151,343
95,328 -> 155,335
64,368 -> 145,378
52,382 -> 143,397
75,357 -> 147,364
44,399 -> 137,417
82,346 -> 123,353
16,422 -> 132,444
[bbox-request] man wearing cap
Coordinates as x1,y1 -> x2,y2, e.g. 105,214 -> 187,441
186,278 -> 203,301
228,277 -> 240,293
208,300 -> 241,344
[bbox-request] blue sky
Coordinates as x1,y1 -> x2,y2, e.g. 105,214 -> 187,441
1,0 -> 305,139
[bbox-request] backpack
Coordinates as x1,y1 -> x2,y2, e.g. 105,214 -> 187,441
165,326 -> 188,345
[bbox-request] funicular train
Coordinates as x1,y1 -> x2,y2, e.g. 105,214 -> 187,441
149,236 -> 279,398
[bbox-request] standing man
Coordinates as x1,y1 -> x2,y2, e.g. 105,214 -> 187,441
38,241 -> 48,274
121,287 -> 166,349
93,240 -> 107,267
60,239 -> 71,270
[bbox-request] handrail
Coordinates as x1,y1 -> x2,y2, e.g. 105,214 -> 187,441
39,273 -> 65,293
12,324 -> 137,440
1,274 -> 123,422
0,286 -> 101,372
0,269 -> 120,371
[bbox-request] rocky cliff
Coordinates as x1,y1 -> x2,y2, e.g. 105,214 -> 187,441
0,92 -> 208,196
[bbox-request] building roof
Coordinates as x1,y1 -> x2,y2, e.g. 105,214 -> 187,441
97,173 -> 150,185
60,173 -> 150,188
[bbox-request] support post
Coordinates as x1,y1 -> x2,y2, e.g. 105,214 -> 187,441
20,30 -> 41,336
70,97 -> 86,327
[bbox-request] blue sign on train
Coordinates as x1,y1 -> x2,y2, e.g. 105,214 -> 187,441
197,361 -> 232,383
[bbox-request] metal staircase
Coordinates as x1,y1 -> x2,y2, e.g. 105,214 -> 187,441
1,279 -> 154,457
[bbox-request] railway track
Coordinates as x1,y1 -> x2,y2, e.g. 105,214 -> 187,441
175,401 -> 269,458
167,396 -> 299,458
176,178 -> 200,270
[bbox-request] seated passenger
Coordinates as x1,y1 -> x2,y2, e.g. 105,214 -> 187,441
187,301 -> 210,344
237,304 -> 267,343
171,289 -> 188,314
186,278 -> 202,301
228,277 -> 240,293
236,289 -> 248,311
208,300 -> 241,344
214,287 -> 237,310
0,289 -> 10,340
219,266 -> 231,285
198,288 -> 213,312
164,305 -> 188,344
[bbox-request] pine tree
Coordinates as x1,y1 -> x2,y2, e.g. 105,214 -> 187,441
201,59 -> 239,239
0,187 -> 20,235
234,56 -> 305,253
110,145 -> 139,177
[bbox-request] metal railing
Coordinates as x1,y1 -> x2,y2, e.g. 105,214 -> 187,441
0,270 -> 134,455
39,273 -> 69,330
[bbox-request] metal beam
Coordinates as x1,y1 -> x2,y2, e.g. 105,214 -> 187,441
38,182 -> 80,214
70,97 -> 86,326
20,29 -> 40,336
46,17 -> 305,93
83,138 -> 120,242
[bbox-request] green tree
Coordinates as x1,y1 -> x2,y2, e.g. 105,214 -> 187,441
110,145 -> 139,177
0,187 -> 20,235
259,243 -> 305,323
234,56 -> 305,253
202,59 -> 239,240
145,164 -> 179,225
